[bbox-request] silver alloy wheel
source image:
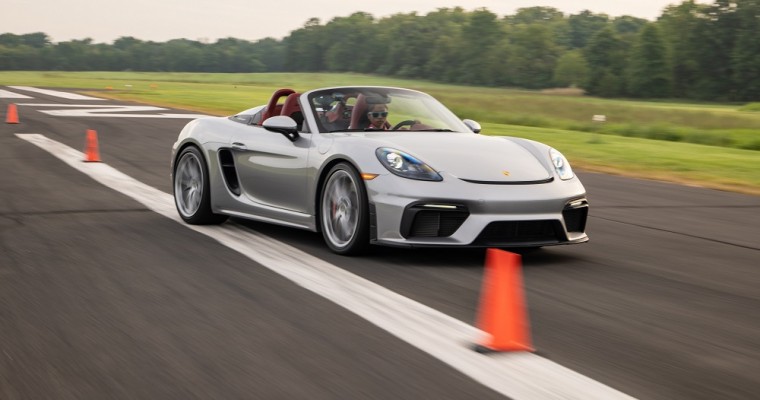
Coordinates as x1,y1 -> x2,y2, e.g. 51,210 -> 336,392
174,151 -> 204,218
321,169 -> 360,249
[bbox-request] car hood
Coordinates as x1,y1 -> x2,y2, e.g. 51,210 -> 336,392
370,132 -> 552,183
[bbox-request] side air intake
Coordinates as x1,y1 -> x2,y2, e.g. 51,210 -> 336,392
218,149 -> 241,196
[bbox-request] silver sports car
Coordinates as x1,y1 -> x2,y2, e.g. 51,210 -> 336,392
171,86 -> 589,254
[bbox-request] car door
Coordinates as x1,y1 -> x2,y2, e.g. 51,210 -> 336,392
229,124 -> 311,213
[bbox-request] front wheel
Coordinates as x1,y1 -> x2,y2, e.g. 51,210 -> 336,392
173,146 -> 228,225
319,162 -> 370,255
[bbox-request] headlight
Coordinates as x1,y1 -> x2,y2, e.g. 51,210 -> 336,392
375,148 -> 442,181
549,148 -> 574,180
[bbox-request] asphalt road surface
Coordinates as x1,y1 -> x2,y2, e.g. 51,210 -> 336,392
2,87 -> 759,399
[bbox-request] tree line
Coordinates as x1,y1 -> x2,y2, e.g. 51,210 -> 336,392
2,0 -> 759,101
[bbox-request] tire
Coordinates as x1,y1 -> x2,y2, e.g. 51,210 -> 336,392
319,162 -> 370,255
173,146 -> 228,225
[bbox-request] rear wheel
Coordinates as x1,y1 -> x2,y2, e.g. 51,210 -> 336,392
173,146 -> 228,225
320,162 -> 369,255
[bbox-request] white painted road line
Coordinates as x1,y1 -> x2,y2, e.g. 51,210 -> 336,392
16,132 -> 637,400
15,103 -> 209,119
9,86 -> 105,100
0,89 -> 33,99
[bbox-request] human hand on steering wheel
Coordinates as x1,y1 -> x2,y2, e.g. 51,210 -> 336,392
391,120 -> 420,130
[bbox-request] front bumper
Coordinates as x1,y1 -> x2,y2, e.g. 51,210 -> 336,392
365,171 -> 589,248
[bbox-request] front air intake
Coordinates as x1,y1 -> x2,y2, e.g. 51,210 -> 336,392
401,204 -> 469,238
409,210 -> 469,237
563,199 -> 589,232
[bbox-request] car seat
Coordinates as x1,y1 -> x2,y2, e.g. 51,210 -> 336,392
348,93 -> 369,129
280,92 -> 303,131
261,88 -> 296,124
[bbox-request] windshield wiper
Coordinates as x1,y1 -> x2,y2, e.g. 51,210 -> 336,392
414,128 -> 454,132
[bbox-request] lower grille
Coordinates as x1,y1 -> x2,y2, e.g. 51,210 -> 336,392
474,220 -> 563,245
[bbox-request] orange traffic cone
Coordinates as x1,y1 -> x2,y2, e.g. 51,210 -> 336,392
475,248 -> 534,352
84,129 -> 101,162
5,103 -> 19,124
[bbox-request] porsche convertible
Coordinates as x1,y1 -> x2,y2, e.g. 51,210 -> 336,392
171,86 -> 589,254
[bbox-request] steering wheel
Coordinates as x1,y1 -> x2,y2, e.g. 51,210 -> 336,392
392,120 -> 418,130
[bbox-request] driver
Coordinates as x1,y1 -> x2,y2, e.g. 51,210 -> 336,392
366,103 -> 391,130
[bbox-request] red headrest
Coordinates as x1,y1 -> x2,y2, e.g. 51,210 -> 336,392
280,93 -> 301,117
262,88 -> 296,123
349,94 -> 368,129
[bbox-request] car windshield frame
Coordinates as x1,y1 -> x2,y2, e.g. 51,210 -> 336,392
306,87 -> 471,134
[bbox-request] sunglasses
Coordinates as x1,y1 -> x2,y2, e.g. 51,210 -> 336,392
368,111 -> 388,118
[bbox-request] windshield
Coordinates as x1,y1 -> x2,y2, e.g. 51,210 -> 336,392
307,87 -> 471,133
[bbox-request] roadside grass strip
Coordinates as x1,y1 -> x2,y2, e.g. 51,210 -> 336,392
16,132 -> 637,400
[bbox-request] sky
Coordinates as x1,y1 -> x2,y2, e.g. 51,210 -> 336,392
4,0 -> 707,44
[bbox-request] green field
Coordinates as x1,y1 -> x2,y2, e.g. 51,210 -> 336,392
3,71 -> 760,195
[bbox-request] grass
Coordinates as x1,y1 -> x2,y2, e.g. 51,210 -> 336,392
482,124 -> 760,194
2,71 -> 759,195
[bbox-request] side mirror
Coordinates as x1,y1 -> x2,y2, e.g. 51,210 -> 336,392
463,119 -> 481,134
263,116 -> 300,141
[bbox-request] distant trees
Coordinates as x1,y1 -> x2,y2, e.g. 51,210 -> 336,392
283,18 -> 326,72
658,1 -> 702,98
627,24 -> 670,98
553,50 -> 588,87
584,27 -> 627,97
1,0 -> 759,101
730,0 -> 760,100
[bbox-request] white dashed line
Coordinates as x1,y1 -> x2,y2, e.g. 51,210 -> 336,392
0,89 -> 33,99
15,103 -> 209,119
16,132 -> 637,400
8,86 -> 105,100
